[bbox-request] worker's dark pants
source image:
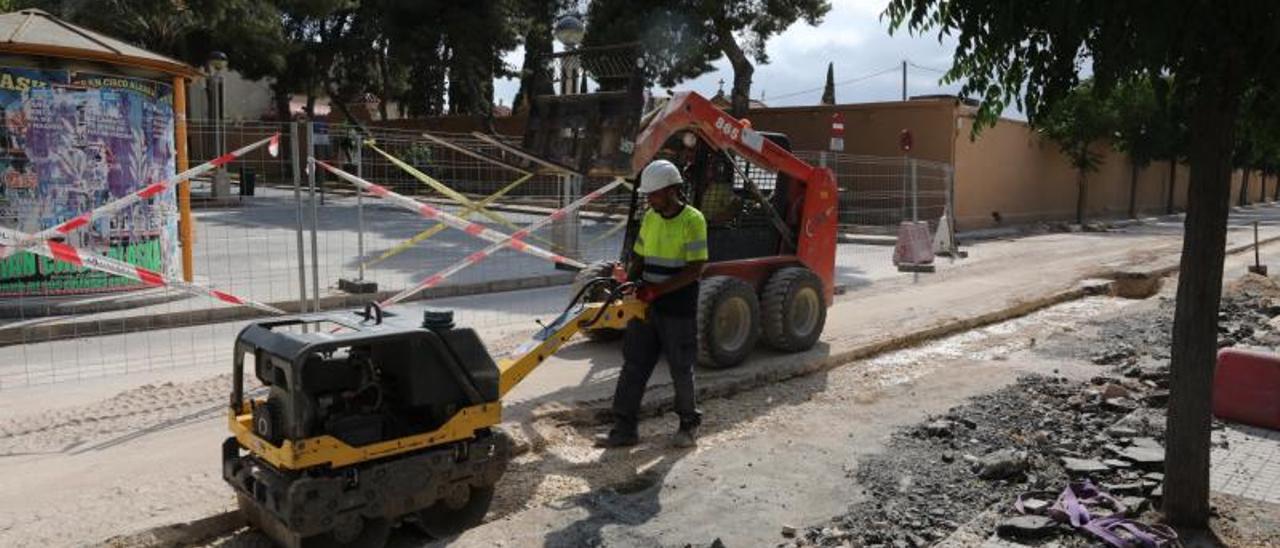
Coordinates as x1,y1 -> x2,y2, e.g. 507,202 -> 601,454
611,310 -> 702,433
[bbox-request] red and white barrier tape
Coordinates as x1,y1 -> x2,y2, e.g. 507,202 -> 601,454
0,225 -> 284,314
12,134 -> 280,249
379,178 -> 626,307
311,158 -> 587,270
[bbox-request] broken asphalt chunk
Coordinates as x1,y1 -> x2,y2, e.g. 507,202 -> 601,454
1116,446 -> 1164,470
976,449 -> 1029,480
1062,457 -> 1110,475
996,515 -> 1059,540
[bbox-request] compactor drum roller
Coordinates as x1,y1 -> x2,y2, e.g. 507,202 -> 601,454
223,307 -> 511,547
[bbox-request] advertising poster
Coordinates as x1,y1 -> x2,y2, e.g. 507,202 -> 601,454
0,68 -> 178,296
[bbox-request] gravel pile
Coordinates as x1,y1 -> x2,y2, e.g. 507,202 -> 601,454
787,273 -> 1280,547
784,375 -> 1171,548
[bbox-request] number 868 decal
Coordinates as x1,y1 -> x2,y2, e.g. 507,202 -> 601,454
713,117 -> 741,141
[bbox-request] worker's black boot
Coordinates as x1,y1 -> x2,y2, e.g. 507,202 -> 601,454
596,417 -> 640,448
596,425 -> 640,448
671,425 -> 697,448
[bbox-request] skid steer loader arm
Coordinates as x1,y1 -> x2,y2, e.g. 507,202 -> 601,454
633,92 -> 840,301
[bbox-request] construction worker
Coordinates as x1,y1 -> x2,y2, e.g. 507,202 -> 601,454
597,159 -> 708,449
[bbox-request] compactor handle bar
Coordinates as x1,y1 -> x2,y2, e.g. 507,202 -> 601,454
565,276 -> 638,329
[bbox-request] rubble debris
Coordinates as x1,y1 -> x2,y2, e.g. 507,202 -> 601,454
996,515 -> 1059,540
1101,459 -> 1131,469
923,419 -> 955,438
789,273 -> 1280,548
1115,446 -> 1164,469
1100,383 -> 1131,400
976,449 -> 1029,480
1019,498 -> 1051,514
1061,457 -> 1109,475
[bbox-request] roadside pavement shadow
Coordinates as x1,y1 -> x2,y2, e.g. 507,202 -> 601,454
396,341 -> 833,546
538,441 -> 690,548
506,345 -> 832,547
835,263 -> 872,291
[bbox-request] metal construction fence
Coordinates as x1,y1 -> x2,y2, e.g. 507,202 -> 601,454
0,121 -> 951,390
795,151 -> 954,234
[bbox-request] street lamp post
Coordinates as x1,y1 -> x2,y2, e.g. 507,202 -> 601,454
554,14 -> 584,95
552,14 -> 585,259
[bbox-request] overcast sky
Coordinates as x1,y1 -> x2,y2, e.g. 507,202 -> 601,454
493,0 -> 1006,114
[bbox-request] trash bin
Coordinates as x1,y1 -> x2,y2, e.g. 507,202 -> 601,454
238,167 -> 256,196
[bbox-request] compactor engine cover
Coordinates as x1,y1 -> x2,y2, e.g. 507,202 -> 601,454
223,308 -> 509,544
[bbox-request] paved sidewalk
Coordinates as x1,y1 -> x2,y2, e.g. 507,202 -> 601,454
1211,423 -> 1280,504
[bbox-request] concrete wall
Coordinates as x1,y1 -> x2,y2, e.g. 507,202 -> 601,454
745,99 -> 957,164
951,114 -> 1271,231
187,70 -> 273,122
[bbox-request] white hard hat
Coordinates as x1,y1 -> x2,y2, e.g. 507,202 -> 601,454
638,160 -> 683,193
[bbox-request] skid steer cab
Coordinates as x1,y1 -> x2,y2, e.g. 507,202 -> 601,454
225,280 -> 643,547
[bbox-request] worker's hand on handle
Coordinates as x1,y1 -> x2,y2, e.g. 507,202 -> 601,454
635,283 -> 660,303
610,261 -> 628,283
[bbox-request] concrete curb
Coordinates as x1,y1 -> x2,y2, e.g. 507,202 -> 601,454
0,288 -> 189,319
0,273 -> 574,347
532,279 -> 1113,427
838,233 -> 897,246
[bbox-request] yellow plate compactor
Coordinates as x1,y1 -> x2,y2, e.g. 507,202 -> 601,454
223,278 -> 640,547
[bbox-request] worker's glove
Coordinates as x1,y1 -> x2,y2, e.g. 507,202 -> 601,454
609,262 -> 628,283
635,284 -> 660,303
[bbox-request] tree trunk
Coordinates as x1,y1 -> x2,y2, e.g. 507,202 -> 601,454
1239,169 -> 1250,207
204,78 -> 217,122
377,47 -> 391,121
716,26 -> 754,118
1163,73 -> 1242,529
1076,169 -> 1087,225
513,0 -> 554,110
1128,161 -> 1140,219
324,80 -> 366,131
1167,160 -> 1178,214
271,85 -> 291,122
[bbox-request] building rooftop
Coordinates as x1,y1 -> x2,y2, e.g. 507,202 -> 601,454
0,8 -> 200,78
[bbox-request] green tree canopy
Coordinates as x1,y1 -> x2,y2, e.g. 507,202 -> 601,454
19,0 -> 288,81
820,61 -> 835,105
583,0 -> 721,90
1035,81 -> 1114,224
22,0 -> 523,122
1108,76 -> 1166,217
585,0 -> 831,116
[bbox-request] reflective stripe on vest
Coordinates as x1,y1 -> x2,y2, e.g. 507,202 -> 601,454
634,205 -> 709,283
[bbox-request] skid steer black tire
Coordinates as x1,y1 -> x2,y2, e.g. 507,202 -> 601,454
761,267 -> 826,352
570,260 -> 624,342
697,276 -> 760,369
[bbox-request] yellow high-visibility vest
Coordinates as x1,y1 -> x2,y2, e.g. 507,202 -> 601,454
633,205 -> 708,283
